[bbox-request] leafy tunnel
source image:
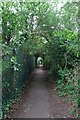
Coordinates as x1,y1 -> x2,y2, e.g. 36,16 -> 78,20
1,1 -> 80,118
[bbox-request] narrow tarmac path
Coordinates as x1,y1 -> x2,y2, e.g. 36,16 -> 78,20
8,67 -> 71,118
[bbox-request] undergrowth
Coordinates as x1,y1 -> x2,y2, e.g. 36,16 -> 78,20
56,65 -> 79,118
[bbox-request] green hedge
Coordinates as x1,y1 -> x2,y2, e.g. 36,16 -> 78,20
2,48 -> 35,117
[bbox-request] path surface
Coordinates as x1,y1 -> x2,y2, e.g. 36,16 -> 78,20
8,67 -> 71,118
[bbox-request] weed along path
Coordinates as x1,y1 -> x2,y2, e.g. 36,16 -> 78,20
8,67 -> 72,118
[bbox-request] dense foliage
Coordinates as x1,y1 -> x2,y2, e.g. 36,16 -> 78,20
1,1 -> 80,118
